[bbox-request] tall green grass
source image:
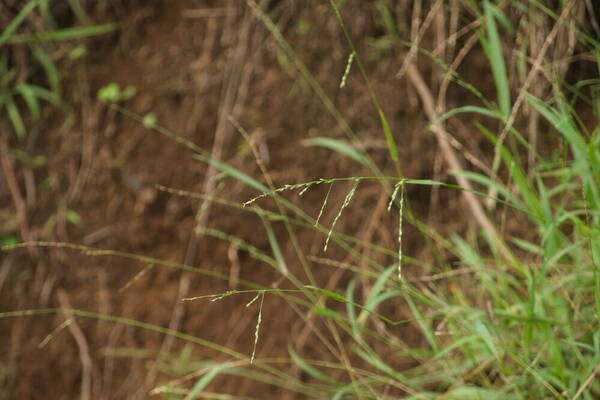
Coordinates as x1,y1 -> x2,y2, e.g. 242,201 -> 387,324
2,1 -> 599,398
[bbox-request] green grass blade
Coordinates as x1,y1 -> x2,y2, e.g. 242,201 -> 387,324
38,0 -> 56,29
523,92 -> 587,161
452,235 -> 482,269
261,218 -> 288,275
511,237 -> 544,256
301,136 -> 369,166
289,347 -> 341,385
374,0 -> 398,37
188,362 -> 231,400
15,83 -> 40,120
444,386 -> 503,400
450,170 -> 523,208
359,264 -> 396,324
482,0 -> 511,118
404,293 -> 438,353
331,384 -> 353,400
304,285 -> 347,303
5,96 -> 26,138
433,105 -> 503,126
473,319 -> 500,360
379,109 -> 399,162
345,279 -> 361,339
477,123 -> 542,220
311,306 -> 342,321
31,46 -> 60,97
193,154 -> 269,193
26,84 -> 60,105
0,0 -> 38,47
352,344 -> 404,382
66,0 -> 92,25
7,23 -> 119,44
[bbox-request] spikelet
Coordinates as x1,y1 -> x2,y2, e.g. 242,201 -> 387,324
324,180 -> 359,252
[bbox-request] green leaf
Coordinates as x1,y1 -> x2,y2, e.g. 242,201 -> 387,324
524,92 -> 587,164
511,237 -> 543,255
37,0 -> 56,29
15,83 -> 40,120
353,344 -> 398,378
6,96 -> 26,138
188,362 -> 230,400
311,306 -> 341,321
97,83 -> 136,103
97,83 -> 121,102
261,218 -> 288,274
31,46 -> 61,98
374,0 -> 398,37
121,85 -> 136,100
473,319 -> 500,360
452,235 -> 481,268
379,109 -> 399,162
404,178 -> 444,186
68,44 -> 87,60
433,105 -> 502,126
66,0 -> 92,25
10,149 -> 46,167
193,154 -> 269,193
0,234 -> 20,247
65,209 -> 83,226
444,386 -> 503,399
450,169 -> 523,208
404,293 -> 438,352
482,0 -> 510,118
0,0 -> 38,46
27,84 -> 60,105
305,285 -> 348,303
358,264 -> 396,324
477,123 -> 542,221
345,279 -> 361,339
7,23 -> 119,44
301,136 -> 369,166
331,384 -> 355,400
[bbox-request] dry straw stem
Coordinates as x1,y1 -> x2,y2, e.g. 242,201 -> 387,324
0,132 -> 37,256
396,0 -> 443,80
182,8 -> 237,19
404,63 -> 516,264
57,290 -> 93,400
571,362 -> 600,400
